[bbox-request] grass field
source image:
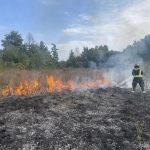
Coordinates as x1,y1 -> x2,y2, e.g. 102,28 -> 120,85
0,68 -> 108,96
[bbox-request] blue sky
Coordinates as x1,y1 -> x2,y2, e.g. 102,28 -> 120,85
0,0 -> 150,60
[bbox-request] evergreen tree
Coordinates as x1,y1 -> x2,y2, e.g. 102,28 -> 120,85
67,50 -> 76,67
40,41 -> 48,51
1,31 -> 23,49
51,43 -> 59,62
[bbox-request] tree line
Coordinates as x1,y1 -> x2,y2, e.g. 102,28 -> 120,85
2,31 -> 150,70
0,31 -> 117,69
0,31 -> 59,69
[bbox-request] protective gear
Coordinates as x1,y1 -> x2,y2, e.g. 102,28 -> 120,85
132,67 -> 143,78
132,78 -> 144,91
132,69 -> 143,77
132,65 -> 145,92
134,64 -> 140,68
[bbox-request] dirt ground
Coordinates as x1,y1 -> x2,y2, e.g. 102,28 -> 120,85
0,88 -> 150,150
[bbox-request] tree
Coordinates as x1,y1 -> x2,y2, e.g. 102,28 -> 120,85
2,46 -> 18,63
51,43 -> 59,62
66,50 -> 76,67
40,41 -> 48,51
1,31 -> 23,48
2,45 -> 28,67
27,44 -> 42,69
66,50 -> 84,68
0,31 -> 59,69
81,45 -> 111,67
26,33 -> 35,51
39,41 -> 53,67
1,31 -> 29,68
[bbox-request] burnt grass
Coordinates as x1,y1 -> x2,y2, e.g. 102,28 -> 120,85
0,87 -> 150,150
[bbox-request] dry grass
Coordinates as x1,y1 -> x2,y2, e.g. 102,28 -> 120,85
0,68 -> 105,89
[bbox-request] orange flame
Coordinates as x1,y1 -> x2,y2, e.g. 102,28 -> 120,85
0,74 -> 108,97
1,85 -> 13,96
46,76 -> 75,93
15,80 -> 39,96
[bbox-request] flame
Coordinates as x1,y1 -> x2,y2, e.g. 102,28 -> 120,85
46,75 -> 56,93
46,76 -> 75,92
15,80 -> 39,96
1,85 -> 13,96
0,74 -> 108,97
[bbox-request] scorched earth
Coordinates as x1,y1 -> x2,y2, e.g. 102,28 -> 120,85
0,88 -> 150,150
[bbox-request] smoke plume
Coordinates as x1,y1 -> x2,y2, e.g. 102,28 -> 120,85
103,35 -> 150,89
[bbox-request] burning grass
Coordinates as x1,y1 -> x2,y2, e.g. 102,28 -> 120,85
0,69 -> 109,96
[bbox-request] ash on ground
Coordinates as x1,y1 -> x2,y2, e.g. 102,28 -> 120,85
0,88 -> 150,150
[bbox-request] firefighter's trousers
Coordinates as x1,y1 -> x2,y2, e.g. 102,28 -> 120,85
132,77 -> 144,91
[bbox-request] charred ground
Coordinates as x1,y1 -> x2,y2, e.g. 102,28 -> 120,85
0,88 -> 150,150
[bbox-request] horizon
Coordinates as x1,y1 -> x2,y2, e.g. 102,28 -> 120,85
0,0 -> 150,60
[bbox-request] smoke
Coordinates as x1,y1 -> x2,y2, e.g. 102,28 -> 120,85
103,36 -> 150,88
88,61 -> 97,69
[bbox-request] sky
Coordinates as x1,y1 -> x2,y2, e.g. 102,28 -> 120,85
0,0 -> 150,60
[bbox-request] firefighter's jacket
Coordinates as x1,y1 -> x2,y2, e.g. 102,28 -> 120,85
132,67 -> 144,78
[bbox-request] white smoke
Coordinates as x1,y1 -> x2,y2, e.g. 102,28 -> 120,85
103,37 -> 149,88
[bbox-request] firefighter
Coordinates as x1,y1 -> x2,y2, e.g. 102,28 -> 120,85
132,64 -> 146,93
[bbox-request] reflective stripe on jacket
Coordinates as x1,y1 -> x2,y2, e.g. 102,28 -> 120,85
132,68 -> 143,77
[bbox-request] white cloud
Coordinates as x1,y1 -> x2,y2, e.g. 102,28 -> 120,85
61,0 -> 150,57
63,27 -> 88,35
79,14 -> 92,21
113,0 -> 150,50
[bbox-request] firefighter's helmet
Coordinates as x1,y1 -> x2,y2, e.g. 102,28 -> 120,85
134,64 -> 140,68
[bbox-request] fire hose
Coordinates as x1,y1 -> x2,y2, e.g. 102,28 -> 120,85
114,77 -> 132,87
